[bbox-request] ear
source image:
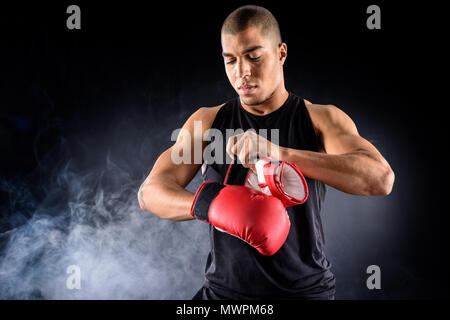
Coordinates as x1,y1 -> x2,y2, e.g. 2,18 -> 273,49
279,42 -> 287,65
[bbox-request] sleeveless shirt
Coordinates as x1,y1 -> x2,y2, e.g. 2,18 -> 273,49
201,92 -> 335,299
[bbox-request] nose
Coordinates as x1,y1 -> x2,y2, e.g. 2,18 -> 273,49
234,59 -> 251,79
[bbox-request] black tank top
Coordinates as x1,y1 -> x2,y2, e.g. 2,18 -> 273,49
201,92 -> 335,299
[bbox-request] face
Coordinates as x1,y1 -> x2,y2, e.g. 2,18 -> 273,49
221,25 -> 287,106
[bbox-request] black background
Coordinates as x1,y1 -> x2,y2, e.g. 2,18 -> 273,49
0,1 -> 448,300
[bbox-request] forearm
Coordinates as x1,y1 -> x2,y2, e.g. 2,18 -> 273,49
138,177 -> 195,221
279,147 -> 394,196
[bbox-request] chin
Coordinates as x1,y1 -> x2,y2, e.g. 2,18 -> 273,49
240,97 -> 257,106
240,94 -> 266,106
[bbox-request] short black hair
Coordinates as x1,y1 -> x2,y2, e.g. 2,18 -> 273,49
221,5 -> 282,47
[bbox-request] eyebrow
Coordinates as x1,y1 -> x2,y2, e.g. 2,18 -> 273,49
222,45 -> 264,58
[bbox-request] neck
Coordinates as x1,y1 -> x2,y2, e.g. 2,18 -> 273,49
240,86 -> 289,116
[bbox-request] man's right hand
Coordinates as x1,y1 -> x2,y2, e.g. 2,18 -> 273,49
190,180 -> 291,256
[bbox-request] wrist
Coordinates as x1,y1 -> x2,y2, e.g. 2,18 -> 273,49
191,181 -> 224,221
278,146 -> 290,162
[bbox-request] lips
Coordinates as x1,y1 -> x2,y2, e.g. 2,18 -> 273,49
238,85 -> 257,94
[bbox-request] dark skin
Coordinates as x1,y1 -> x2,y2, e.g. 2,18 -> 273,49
138,25 -> 395,221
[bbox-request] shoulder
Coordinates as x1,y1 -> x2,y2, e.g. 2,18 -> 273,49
301,99 -> 348,127
305,103 -> 358,135
174,104 -> 226,145
194,104 -> 223,118
305,103 -> 342,122
191,104 -> 224,125
182,104 -> 225,134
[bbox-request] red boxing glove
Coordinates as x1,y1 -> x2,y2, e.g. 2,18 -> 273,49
244,159 -> 309,207
190,163 -> 291,256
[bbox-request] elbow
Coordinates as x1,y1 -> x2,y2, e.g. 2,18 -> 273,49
372,167 -> 395,196
381,167 -> 395,196
138,182 -> 150,212
138,196 -> 146,211
137,182 -> 175,220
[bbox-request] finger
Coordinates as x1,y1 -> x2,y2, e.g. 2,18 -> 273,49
226,134 -> 240,160
238,136 -> 252,165
239,137 -> 258,167
245,136 -> 258,163
234,135 -> 247,161
237,143 -> 248,165
245,130 -> 268,159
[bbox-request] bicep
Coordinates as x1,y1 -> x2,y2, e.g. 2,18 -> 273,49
319,105 -> 382,157
324,132 -> 383,160
145,107 -> 214,188
148,147 -> 201,188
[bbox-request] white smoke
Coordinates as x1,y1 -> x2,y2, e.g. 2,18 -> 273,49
0,138 -> 209,299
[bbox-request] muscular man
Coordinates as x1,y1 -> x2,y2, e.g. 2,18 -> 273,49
138,5 -> 395,300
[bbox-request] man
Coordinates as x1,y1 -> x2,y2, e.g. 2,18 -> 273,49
138,5 -> 395,300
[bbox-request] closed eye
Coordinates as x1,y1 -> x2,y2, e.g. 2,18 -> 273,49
225,56 -> 261,65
